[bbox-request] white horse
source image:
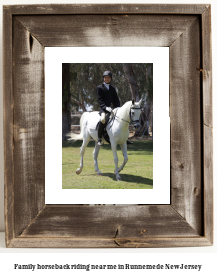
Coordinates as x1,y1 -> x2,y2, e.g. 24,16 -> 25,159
68,99 -> 142,181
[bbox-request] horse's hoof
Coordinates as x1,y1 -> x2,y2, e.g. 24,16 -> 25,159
76,168 -> 81,175
116,176 -> 122,181
97,172 -> 102,176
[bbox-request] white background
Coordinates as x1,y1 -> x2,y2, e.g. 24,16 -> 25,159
0,0 -> 216,277
45,47 -> 170,204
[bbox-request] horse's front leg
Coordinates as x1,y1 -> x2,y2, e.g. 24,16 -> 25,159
111,141 -> 121,181
118,142 -> 128,173
93,142 -> 102,175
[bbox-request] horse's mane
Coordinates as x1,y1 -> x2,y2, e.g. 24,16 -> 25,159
119,100 -> 132,111
119,100 -> 140,114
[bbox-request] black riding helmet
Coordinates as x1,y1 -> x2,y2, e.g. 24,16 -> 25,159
103,71 -> 112,79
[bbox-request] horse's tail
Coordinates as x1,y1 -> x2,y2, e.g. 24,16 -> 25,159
67,112 -> 88,142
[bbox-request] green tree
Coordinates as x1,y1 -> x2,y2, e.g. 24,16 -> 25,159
69,63 -> 132,111
122,63 -> 153,137
66,63 -> 153,138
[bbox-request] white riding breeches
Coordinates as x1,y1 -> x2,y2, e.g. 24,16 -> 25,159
101,112 -> 106,124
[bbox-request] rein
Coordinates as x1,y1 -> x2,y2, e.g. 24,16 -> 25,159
108,105 -> 142,129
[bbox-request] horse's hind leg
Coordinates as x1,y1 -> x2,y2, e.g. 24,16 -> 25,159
76,134 -> 91,175
93,143 -> 102,175
118,142 -> 128,173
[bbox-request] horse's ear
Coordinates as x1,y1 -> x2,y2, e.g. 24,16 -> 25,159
132,99 -> 135,105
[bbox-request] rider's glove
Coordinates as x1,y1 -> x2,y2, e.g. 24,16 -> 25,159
106,107 -> 112,113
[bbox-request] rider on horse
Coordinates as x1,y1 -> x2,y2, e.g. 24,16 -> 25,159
97,70 -> 133,146
97,71 -> 120,146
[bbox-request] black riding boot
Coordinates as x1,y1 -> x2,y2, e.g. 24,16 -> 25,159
97,121 -> 105,146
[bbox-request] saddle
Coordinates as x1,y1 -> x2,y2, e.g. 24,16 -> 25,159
96,108 -> 118,144
96,120 -> 111,144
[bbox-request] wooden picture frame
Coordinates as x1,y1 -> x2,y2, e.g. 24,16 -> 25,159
3,4 -> 213,248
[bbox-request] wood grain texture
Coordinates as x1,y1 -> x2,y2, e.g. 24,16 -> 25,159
3,4 -> 213,248
7,237 -> 212,248
202,6 -> 212,129
201,6 -> 213,244
16,15 -> 197,47
203,126 -> 213,243
20,205 -> 199,238
12,17 -> 45,237
170,17 -> 202,234
3,7 -> 14,247
4,4 -> 207,15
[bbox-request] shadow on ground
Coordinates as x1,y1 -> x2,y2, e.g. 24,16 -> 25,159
87,172 -> 153,186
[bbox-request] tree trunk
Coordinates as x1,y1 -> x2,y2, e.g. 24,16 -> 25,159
150,99 -> 153,140
146,64 -> 153,140
62,111 -> 71,141
135,64 -> 153,138
122,63 -> 140,102
62,63 -> 71,140
134,110 -> 147,136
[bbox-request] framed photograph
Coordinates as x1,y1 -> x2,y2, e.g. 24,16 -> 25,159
45,47 -> 170,205
3,4 -> 213,248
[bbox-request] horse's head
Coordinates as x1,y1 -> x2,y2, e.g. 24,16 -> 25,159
130,99 -> 143,130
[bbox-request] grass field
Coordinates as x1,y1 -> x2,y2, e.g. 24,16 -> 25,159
62,140 -> 153,189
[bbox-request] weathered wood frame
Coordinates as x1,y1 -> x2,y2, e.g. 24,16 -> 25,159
3,4 -> 212,248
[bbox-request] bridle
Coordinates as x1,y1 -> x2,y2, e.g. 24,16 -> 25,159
128,105 -> 142,124
108,105 -> 142,129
